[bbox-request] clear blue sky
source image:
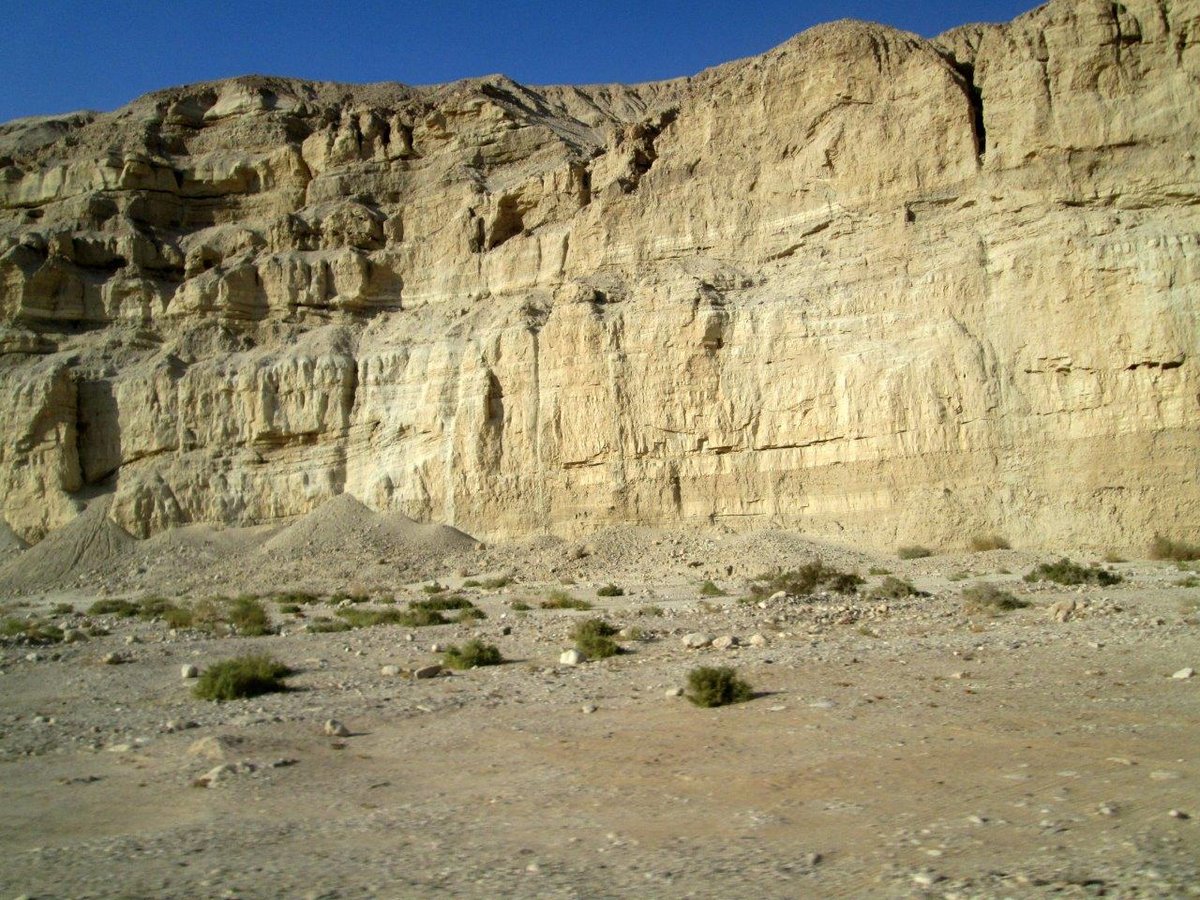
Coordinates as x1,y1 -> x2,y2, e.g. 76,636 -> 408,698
1,0 -> 1041,124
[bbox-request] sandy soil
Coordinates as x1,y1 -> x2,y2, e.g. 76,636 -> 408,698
1,505 -> 1198,898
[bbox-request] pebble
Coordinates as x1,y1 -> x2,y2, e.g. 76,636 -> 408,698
414,664 -> 442,679
61,628 -> 86,644
665,687 -> 684,698
682,632 -> 715,649
581,704 -> 597,714
1168,809 -> 1190,819
181,664 -> 199,679
102,652 -> 125,665
380,664 -> 401,676
711,635 -> 739,650
1172,667 -> 1195,680
323,719 -> 350,737
430,643 -> 445,653
748,633 -> 767,647
559,649 -> 586,666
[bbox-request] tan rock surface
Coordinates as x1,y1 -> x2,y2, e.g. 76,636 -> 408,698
1,0 -> 1197,553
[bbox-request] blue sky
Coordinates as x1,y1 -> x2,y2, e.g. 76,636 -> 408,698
1,1 -> 1041,124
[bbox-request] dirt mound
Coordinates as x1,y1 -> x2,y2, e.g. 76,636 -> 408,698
0,497 -> 134,594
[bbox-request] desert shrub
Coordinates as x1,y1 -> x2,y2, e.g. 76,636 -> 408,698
596,584 -> 625,597
867,567 -> 892,576
193,654 -> 291,701
422,582 -> 447,595
541,590 -> 592,611
962,582 -> 1029,614
335,607 -> 406,628
1102,552 -> 1126,564
163,606 -> 195,629
462,579 -> 482,588
330,591 -> 371,604
1023,558 -> 1122,587
685,666 -> 753,708
970,534 -> 1011,552
872,576 -> 921,600
572,618 -> 622,659
456,606 -> 487,622
637,605 -> 665,617
442,640 -> 503,670
411,594 -> 474,612
1174,576 -> 1200,588
395,607 -> 448,628
1150,535 -> 1200,562
277,603 -> 301,615
698,580 -> 726,597
748,561 -> 863,599
271,591 -> 322,605
307,619 -> 353,633
228,597 -> 272,636
51,603 -> 75,616
510,600 -> 532,612
481,576 -> 513,589
897,546 -> 934,560
1,617 -> 64,644
87,599 -> 139,618
947,572 -> 970,582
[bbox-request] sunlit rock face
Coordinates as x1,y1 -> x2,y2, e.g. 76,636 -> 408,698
1,0 -> 1196,550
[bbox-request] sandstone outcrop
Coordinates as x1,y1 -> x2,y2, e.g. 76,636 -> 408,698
0,0 -> 1197,551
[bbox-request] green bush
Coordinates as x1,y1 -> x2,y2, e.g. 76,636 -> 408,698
748,561 -> 863,599
962,582 -> 1029,613
970,535 -> 1011,552
698,580 -> 726,597
1,617 -> 64,644
872,576 -> 921,600
867,567 -> 892,576
395,607 -> 448,628
335,608 -> 406,628
685,666 -> 753,708
193,655 -> 291,701
270,591 -> 322,605
572,618 -> 622,659
411,594 -> 475,612
1023,558 -> 1122,587
462,579 -> 482,588
596,584 -> 625,597
163,606 -> 195,629
1150,535 -> 1200,562
87,599 -> 139,618
897,546 -> 934,560
228,596 -> 272,636
481,576 -> 513,589
307,619 -> 353,633
636,605 -> 665,617
510,600 -> 532,612
422,582 -> 447,595
541,590 -> 592,611
442,640 -> 504,670
456,606 -> 487,622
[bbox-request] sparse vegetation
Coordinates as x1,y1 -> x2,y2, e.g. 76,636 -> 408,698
462,579 -> 482,588
637,605 -> 665,617
685,666 -> 753,708
596,584 -> 624,597
510,600 -> 532,612
442,640 -> 503,670
1023,558 -> 1122,587
193,654 -> 291,701
307,619 -> 353,633
698,580 -> 726,597
87,598 -> 139,618
572,618 -> 622,659
747,560 -> 863,599
898,546 -> 934,560
228,596 -> 272,636
867,567 -> 892,576
335,607 -> 406,628
1102,552 -> 1126,564
411,594 -> 475,612
278,603 -> 302,615
541,590 -> 592,611
481,576 -> 513,589
1175,576 -> 1200,589
50,603 -> 75,616
422,582 -> 447,595
962,582 -> 1029,614
970,534 -> 1011,552
456,606 -> 487,622
1150,534 -> 1200,562
395,607 -> 449,628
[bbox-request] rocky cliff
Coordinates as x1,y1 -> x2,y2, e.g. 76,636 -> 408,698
0,0 -> 1197,552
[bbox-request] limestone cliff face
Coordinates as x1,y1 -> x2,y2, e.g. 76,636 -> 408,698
1,0 -> 1197,550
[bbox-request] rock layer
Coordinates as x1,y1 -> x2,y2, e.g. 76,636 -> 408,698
1,0 -> 1197,550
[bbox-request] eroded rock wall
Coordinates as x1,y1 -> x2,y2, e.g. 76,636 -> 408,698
0,0 -> 1197,549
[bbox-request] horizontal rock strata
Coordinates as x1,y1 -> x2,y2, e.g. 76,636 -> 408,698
1,0 -> 1197,550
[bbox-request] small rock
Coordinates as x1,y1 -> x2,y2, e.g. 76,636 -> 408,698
768,591 -> 788,603
323,719 -> 350,737
806,852 -> 823,867
581,704 -> 597,714
711,635 -> 739,650
380,665 -> 401,677
180,664 -> 199,679
102,652 -> 125,665
682,632 -> 715,649
1168,808 -> 1190,819
414,664 -> 442,679
1049,599 -> 1077,623
559,649 -> 586,666
911,872 -> 942,887
125,634 -> 141,645
665,687 -> 684,698
61,629 -> 86,644
430,643 -> 445,653
1172,667 -> 1195,680
748,633 -> 767,647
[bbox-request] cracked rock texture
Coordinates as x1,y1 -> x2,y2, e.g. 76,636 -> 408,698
0,0 -> 1197,550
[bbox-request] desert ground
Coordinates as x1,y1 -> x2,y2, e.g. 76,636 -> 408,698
1,499 -> 1198,898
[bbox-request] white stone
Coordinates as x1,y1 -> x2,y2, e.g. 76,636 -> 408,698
323,719 -> 350,737
559,649 -> 586,666
682,632 -> 715,649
